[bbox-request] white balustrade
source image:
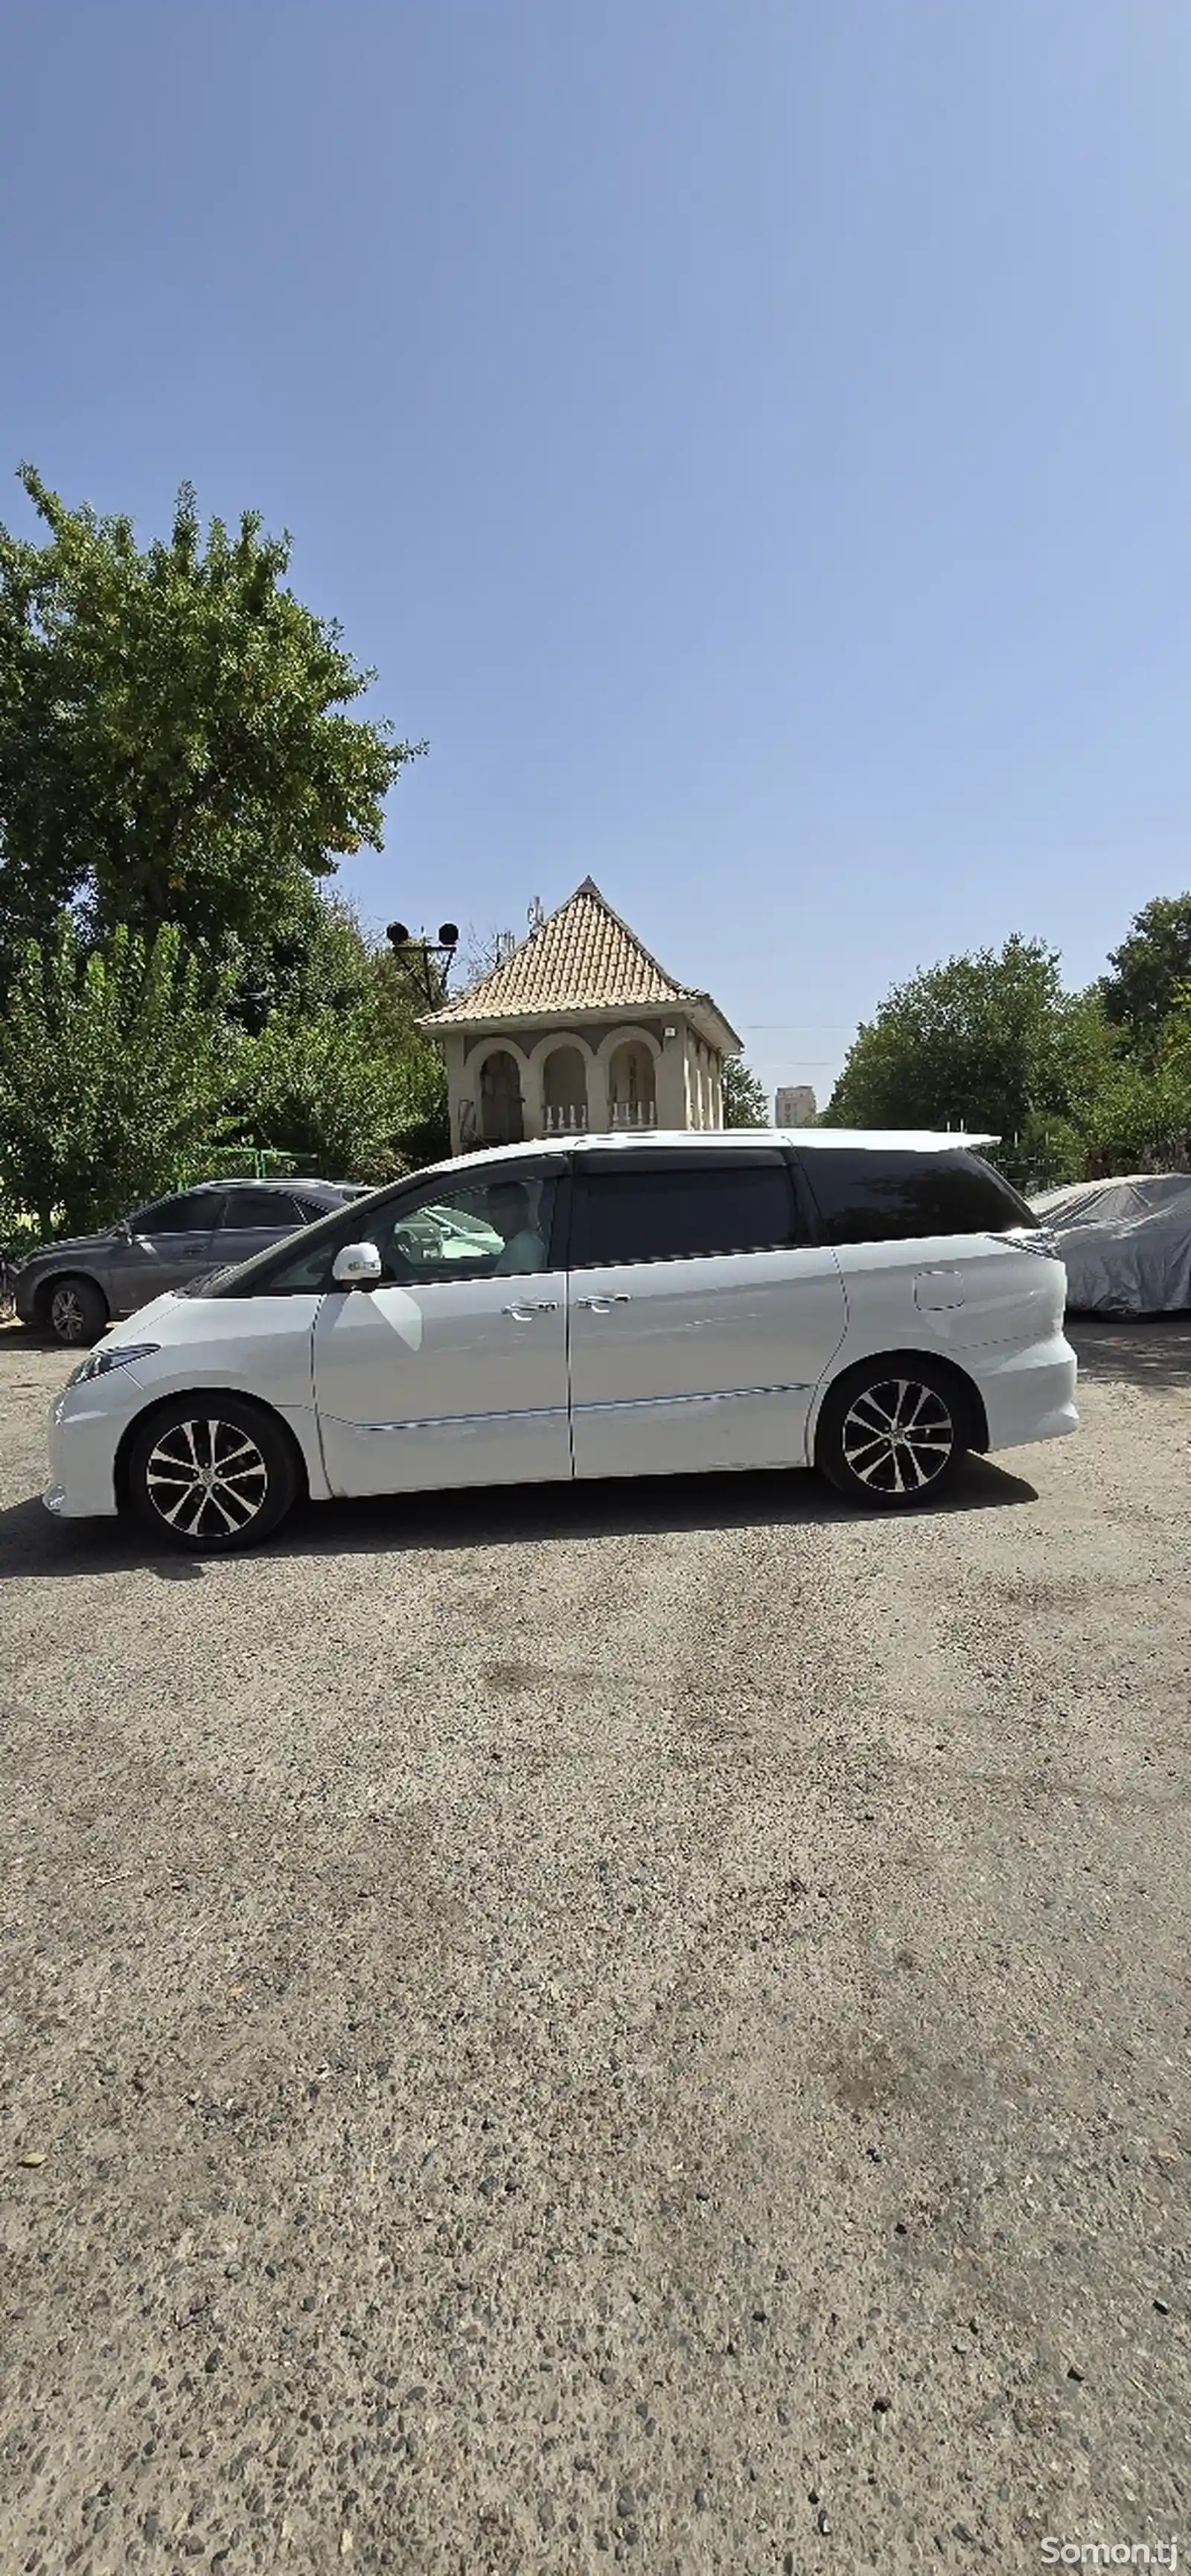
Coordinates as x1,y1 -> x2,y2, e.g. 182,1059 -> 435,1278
539,1099 -> 659,1135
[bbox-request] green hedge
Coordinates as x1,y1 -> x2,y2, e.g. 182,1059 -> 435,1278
169,1144 -> 301,1188
1,1147 -> 306,1258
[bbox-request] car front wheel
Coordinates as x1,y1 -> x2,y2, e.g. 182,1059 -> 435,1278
128,1397 -> 298,1551
816,1359 -> 967,1509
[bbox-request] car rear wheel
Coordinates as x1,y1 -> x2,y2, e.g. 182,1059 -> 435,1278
128,1397 -> 298,1552
45,1275 -> 109,1348
816,1359 -> 967,1509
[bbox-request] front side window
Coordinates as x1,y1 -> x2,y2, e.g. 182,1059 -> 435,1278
572,1155 -> 798,1268
249,1170 -> 559,1295
384,1173 -> 557,1282
800,1149 -> 1035,1246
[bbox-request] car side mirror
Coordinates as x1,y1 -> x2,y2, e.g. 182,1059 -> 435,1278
332,1240 -> 383,1288
115,1216 -> 132,1240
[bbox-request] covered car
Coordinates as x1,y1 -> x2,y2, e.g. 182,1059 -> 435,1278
1030,1173 -> 1191,1315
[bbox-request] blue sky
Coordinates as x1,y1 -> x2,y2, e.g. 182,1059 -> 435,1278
3,1 -> 1190,1105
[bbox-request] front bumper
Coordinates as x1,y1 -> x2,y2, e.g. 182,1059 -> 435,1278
43,1379 -> 137,1519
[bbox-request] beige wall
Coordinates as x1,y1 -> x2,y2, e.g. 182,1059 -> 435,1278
654,1024 -> 687,1128
444,1016 -> 728,1145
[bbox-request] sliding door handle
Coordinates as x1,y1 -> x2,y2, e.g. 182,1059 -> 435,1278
502,1300 -> 559,1319
575,1292 -> 632,1311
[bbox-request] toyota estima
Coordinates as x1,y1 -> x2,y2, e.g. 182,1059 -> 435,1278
44,1130 -> 1078,1552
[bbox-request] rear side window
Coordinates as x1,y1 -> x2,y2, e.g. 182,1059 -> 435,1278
218,1190 -> 309,1230
800,1149 -> 1034,1246
572,1155 -> 799,1268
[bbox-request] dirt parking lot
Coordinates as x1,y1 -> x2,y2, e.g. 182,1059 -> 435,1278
1,1321 -> 1189,2575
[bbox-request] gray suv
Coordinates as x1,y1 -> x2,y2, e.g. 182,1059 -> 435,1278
16,1178 -> 368,1345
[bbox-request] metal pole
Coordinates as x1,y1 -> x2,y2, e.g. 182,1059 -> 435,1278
386,921 -> 460,1007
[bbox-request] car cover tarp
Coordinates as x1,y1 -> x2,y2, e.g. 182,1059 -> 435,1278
1030,1173 -> 1191,1315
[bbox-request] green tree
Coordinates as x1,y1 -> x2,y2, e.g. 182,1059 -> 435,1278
221,891 -> 450,1176
824,937 -> 1112,1181
0,465 -> 424,979
721,1056 -> 769,1126
387,1031 -> 451,1170
1079,984 -> 1191,1170
1164,981 -> 1191,1085
0,917 -> 232,1236
1100,894 -> 1191,1060
221,888 -> 377,1036
231,1005 -> 447,1183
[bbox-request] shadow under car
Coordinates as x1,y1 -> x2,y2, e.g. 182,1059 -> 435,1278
0,1452 -> 1039,1583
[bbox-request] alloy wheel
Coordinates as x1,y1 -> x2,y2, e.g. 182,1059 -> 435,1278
144,1415 -> 270,1539
840,1377 -> 956,1498
51,1285 -> 89,1344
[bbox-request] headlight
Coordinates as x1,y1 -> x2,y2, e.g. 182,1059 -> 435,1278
67,1342 -> 161,1388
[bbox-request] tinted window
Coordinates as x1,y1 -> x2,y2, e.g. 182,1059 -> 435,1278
252,1171 -> 558,1294
203,1187 -> 396,1298
218,1189 -> 306,1230
131,1192 -> 219,1235
383,1173 -> 558,1283
573,1156 -> 797,1268
801,1150 -> 1035,1246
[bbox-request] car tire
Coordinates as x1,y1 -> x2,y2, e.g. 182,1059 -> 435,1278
127,1396 -> 299,1553
44,1275 -> 109,1348
815,1357 -> 968,1510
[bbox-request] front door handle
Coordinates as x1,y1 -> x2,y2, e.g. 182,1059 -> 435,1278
575,1293 -> 632,1311
502,1301 -> 559,1319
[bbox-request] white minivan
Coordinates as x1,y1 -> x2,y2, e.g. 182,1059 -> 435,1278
45,1130 -> 1077,1551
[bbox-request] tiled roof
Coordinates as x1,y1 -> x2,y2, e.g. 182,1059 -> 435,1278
424,880 -> 694,1025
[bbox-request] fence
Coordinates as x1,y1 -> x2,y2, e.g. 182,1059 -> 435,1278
169,1144 -> 301,1190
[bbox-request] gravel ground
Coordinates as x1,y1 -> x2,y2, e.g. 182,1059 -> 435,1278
1,1321 -> 1189,2575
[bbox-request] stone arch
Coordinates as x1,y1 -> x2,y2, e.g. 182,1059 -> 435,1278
594,1023 -> 662,1071
601,1026 -> 661,1130
525,1029 -> 598,1074
540,1042 -> 590,1135
475,1042 -> 526,1144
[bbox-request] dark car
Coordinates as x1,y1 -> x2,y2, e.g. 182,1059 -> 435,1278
16,1178 -> 371,1345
